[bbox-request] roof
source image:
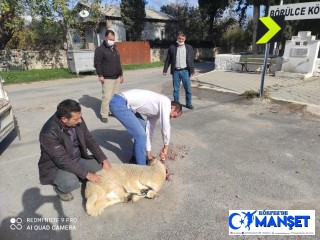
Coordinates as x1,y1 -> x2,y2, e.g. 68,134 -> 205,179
100,5 -> 173,21
78,2 -> 173,21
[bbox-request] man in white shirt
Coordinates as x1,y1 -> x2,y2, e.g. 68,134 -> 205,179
109,89 -> 182,165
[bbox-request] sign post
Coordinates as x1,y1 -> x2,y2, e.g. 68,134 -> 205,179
256,15 -> 285,97
259,43 -> 270,98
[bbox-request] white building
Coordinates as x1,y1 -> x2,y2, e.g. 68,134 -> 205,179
71,3 -> 174,49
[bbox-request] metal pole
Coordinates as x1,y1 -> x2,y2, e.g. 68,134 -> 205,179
260,43 -> 270,97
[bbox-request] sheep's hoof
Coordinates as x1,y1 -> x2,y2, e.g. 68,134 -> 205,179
141,188 -> 149,196
126,194 -> 134,202
146,191 -> 156,199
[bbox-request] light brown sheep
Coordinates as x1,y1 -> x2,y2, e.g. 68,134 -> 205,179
85,159 -> 166,216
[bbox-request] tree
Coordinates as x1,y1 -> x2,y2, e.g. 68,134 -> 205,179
219,17 -> 253,52
160,1 -> 206,41
161,3 -> 189,39
26,0 -> 105,48
1,0 -> 108,50
236,0 -> 270,53
120,0 -> 147,41
198,0 -> 230,42
0,0 -> 25,50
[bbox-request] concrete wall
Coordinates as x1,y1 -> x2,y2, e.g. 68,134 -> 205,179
315,59 -> 320,77
0,50 -> 67,71
215,54 -> 320,75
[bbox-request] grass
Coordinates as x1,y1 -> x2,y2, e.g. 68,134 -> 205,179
241,89 -> 270,99
0,61 -> 165,85
0,68 -> 76,85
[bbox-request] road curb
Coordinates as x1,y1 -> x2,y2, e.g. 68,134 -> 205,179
192,80 -> 320,117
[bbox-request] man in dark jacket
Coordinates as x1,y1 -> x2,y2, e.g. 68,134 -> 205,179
94,29 -> 124,123
163,32 -> 195,110
38,99 -> 111,201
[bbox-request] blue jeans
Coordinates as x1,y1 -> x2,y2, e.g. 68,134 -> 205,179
109,94 -> 147,165
53,158 -> 102,194
173,69 -> 192,106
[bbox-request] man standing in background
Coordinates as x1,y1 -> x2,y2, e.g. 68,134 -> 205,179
94,29 -> 124,123
163,32 -> 195,110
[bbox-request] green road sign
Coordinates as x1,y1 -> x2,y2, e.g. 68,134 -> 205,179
256,15 -> 285,44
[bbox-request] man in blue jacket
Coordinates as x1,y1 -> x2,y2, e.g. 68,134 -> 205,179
38,99 -> 111,201
163,32 -> 195,110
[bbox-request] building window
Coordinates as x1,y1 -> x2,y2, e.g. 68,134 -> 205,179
161,30 -> 165,40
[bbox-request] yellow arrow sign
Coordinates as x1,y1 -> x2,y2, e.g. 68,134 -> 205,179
256,17 -> 281,44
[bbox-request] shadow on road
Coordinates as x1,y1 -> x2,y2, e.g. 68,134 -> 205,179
78,94 -> 101,119
194,61 -> 214,74
91,129 -> 133,163
0,188 -> 72,240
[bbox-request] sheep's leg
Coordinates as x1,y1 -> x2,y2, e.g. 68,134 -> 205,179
138,180 -> 155,191
122,185 -> 143,196
86,193 -> 110,217
131,195 -> 145,202
122,182 -> 156,202
138,181 -> 158,199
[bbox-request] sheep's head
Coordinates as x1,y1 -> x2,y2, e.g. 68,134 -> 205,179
148,157 -> 165,166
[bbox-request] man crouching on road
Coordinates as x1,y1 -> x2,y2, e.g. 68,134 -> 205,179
38,99 -> 111,201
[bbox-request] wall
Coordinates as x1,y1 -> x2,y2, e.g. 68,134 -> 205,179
0,46 -> 218,71
141,22 -> 165,41
0,50 -> 67,71
215,53 -> 320,76
315,59 -> 320,77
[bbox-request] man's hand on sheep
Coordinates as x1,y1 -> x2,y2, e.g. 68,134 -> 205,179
86,172 -> 102,183
102,159 -> 111,170
147,151 -> 156,161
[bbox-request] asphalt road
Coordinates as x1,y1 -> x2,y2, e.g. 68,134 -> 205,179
0,64 -> 320,240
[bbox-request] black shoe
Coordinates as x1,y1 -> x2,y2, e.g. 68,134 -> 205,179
53,186 -> 74,201
108,113 -> 114,117
186,104 -> 194,110
129,156 -> 137,164
101,117 -> 108,123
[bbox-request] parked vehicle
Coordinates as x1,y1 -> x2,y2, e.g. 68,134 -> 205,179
0,78 -> 15,143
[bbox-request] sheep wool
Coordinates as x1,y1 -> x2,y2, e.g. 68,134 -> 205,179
85,159 -> 166,216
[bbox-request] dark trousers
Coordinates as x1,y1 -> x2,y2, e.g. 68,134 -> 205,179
53,158 -> 102,194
